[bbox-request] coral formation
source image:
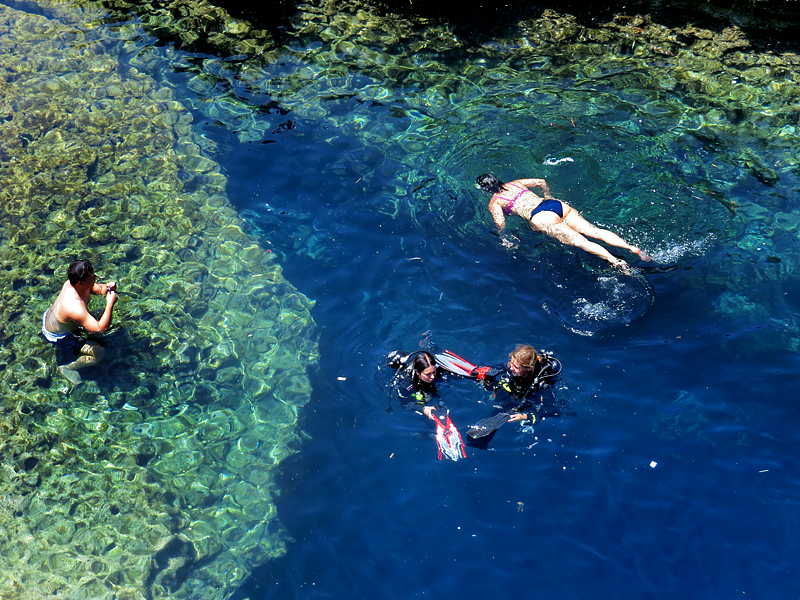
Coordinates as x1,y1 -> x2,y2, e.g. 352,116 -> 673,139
0,2 -> 317,599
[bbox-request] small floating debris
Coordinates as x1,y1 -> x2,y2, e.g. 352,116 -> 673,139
650,461 -> 658,468
337,376 -> 346,381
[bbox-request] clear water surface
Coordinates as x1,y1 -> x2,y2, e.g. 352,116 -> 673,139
216,8 -> 800,598
214,13 -> 800,600
7,0 -> 800,598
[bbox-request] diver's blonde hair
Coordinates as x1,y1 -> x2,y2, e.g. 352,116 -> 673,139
509,344 -> 541,370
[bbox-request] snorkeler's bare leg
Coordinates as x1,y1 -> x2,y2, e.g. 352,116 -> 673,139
58,341 -> 105,384
542,222 -> 630,271
563,210 -> 650,260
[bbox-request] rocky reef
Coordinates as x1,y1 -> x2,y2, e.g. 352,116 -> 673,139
0,1 -> 317,599
92,0 -> 800,343
3,0 -> 800,595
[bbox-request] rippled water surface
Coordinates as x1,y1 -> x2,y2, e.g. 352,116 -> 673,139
4,0 -> 800,598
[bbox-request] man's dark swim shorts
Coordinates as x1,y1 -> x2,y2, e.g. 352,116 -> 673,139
47,332 -> 86,367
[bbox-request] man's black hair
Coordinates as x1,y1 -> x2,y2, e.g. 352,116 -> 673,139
67,259 -> 94,285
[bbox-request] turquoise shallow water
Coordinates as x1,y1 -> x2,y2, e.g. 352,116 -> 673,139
4,0 -> 800,598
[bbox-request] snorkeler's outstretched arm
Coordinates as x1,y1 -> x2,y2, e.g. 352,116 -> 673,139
510,178 -> 552,197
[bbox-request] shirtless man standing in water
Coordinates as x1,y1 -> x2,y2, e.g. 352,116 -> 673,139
41,259 -> 117,384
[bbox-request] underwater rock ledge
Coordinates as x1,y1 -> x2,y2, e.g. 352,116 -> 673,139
0,1 -> 318,599
84,0 -> 800,345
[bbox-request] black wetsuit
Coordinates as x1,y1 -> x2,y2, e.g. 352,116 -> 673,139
387,350 -> 443,410
393,365 -> 440,408
485,355 -> 562,418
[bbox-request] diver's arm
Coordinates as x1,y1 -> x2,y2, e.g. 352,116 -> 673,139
481,371 -> 500,390
469,365 -> 499,381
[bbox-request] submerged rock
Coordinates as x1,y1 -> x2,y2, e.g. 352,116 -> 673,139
0,3 -> 317,600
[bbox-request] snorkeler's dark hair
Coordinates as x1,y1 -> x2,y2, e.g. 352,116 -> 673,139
476,173 -> 504,194
68,259 -> 94,285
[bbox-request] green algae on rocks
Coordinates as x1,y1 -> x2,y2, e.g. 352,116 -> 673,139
84,0 -> 800,341
0,2 -> 317,599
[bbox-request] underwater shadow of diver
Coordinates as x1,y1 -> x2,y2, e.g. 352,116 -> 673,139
539,252 -> 655,336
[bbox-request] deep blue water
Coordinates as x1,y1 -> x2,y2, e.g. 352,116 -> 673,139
219,94 -> 800,599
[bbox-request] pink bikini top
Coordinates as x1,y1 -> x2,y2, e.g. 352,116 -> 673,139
500,184 -> 529,214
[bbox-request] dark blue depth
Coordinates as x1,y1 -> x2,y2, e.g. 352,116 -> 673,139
222,111 -> 800,600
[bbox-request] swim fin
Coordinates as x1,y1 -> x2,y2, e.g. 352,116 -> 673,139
467,412 -> 513,439
435,350 -> 477,377
435,349 -> 500,380
431,409 -> 467,461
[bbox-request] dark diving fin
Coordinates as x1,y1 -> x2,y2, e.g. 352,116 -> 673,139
467,412 -> 513,439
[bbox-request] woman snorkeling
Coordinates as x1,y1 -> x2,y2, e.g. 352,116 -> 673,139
476,173 -> 650,272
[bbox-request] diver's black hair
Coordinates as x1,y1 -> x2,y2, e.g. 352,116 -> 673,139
67,259 -> 94,285
412,352 -> 435,375
476,173 -> 504,194
409,351 -> 436,387
385,350 -> 436,396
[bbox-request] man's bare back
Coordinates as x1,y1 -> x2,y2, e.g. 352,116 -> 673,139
42,259 -> 117,384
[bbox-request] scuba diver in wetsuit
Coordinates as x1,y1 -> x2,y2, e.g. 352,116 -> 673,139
386,348 -> 470,461
388,344 -> 561,423
386,350 -> 442,420
460,344 -> 563,444
486,344 -> 562,423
